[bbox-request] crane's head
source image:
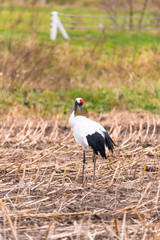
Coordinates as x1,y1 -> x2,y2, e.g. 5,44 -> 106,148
75,98 -> 83,113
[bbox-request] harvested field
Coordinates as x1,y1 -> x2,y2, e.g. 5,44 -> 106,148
0,111 -> 160,239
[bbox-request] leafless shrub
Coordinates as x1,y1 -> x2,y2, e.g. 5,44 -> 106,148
100,0 -> 160,30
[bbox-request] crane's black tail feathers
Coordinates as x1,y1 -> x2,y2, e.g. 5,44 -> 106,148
86,131 -> 117,159
104,131 -> 117,154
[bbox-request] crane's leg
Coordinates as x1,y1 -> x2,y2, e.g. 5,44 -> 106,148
93,151 -> 96,182
82,150 -> 86,183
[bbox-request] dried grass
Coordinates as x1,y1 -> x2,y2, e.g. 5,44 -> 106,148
0,110 -> 160,239
1,39 -> 160,92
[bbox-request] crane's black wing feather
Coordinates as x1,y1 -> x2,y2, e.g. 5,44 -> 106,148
86,132 -> 107,159
86,131 -> 117,158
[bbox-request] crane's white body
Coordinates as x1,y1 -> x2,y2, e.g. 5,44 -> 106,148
69,111 -> 106,150
69,98 -> 116,182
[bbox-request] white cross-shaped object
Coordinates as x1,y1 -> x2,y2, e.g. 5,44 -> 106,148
50,11 -> 69,40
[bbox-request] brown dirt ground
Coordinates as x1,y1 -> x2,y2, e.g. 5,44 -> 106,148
0,110 -> 160,240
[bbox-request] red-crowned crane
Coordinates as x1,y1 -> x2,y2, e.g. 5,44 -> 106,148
69,97 -> 117,183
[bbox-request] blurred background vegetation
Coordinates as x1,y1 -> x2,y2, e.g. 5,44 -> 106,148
0,0 -> 160,116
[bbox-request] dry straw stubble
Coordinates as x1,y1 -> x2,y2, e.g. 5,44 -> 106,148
0,111 -> 160,239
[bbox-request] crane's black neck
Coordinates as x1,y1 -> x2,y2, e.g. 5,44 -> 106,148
74,101 -> 78,116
